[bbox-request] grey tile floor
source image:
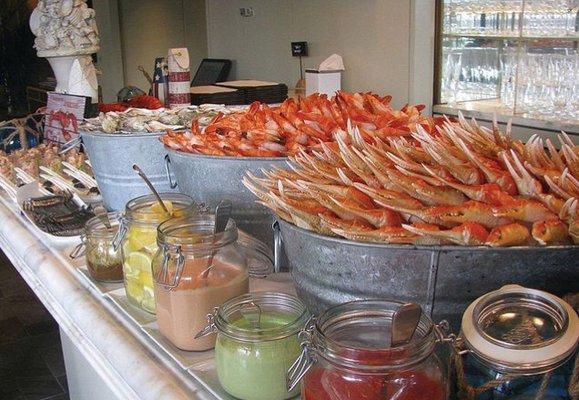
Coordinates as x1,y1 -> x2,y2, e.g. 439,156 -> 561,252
0,251 -> 69,400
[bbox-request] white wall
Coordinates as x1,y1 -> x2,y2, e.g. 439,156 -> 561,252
206,0 -> 424,108
93,0 -> 125,102
118,0 -> 208,92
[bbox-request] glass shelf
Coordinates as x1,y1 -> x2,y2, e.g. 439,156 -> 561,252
442,0 -> 579,39
433,99 -> 579,135
436,0 -> 579,129
442,33 -> 579,41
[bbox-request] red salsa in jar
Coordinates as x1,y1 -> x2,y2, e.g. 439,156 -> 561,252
303,367 -> 445,400
289,300 -> 447,400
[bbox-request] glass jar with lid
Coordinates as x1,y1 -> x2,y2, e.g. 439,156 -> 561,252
152,214 -> 250,351
197,292 -> 310,400
456,284 -> 579,399
118,193 -> 197,313
288,300 -> 448,400
70,212 -> 123,282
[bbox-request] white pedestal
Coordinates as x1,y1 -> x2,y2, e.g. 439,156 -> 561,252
305,69 -> 342,96
47,56 -> 78,93
60,327 -> 121,400
46,55 -> 98,103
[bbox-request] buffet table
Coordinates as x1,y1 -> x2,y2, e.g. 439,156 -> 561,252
0,194 -> 231,400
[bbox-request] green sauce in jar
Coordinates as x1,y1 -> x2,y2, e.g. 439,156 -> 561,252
211,293 -> 309,400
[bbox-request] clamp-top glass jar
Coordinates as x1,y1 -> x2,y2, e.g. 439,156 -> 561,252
70,212 -> 123,282
288,300 -> 448,400
456,285 -> 579,399
198,292 -> 310,400
152,215 -> 249,351
118,193 -> 197,313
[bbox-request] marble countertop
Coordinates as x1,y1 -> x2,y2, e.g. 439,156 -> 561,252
0,196 -> 220,400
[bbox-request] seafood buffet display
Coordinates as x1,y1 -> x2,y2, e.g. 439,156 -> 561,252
81,104 -> 233,134
244,115 -> 579,247
161,92 -> 442,157
0,143 -> 98,201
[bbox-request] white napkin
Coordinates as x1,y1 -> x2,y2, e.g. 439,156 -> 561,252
318,54 -> 345,71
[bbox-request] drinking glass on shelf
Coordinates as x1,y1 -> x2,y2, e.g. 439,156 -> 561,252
442,50 -> 463,104
522,0 -> 576,37
552,85 -> 571,117
571,83 -> 579,120
457,47 -> 500,101
500,50 -> 518,109
513,51 -> 578,121
566,0 -> 579,37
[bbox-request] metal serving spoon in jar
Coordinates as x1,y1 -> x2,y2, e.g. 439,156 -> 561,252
199,199 -> 233,280
133,164 -> 170,214
391,302 -> 422,347
93,203 -> 112,231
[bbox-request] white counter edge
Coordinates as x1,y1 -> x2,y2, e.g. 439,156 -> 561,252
0,198 -> 216,400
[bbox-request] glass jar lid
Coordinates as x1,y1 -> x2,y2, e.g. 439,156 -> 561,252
237,230 -> 274,277
462,285 -> 579,375
123,193 -> 197,225
85,212 -> 120,238
213,292 -> 310,343
312,300 -> 436,370
157,214 -> 238,252
70,212 -> 121,259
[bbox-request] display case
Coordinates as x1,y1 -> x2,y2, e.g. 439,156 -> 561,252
434,0 -> 578,130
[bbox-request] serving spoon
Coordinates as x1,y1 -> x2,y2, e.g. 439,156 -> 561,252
199,199 -> 233,280
391,302 -> 422,347
133,164 -> 169,214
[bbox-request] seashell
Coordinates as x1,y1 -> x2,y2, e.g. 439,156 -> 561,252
60,0 -> 74,17
158,115 -> 181,125
101,115 -> 120,134
29,8 -> 42,35
122,116 -> 148,132
68,8 -> 84,27
124,108 -> 159,117
146,121 -> 184,132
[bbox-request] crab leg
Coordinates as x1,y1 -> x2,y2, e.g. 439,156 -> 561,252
492,199 -> 557,223
486,223 -> 531,247
330,226 -> 424,244
422,164 -> 512,206
402,222 -> 489,246
531,219 -> 569,246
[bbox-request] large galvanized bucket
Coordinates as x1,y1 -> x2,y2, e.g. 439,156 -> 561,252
80,131 -> 176,211
165,148 -> 287,248
277,219 -> 579,330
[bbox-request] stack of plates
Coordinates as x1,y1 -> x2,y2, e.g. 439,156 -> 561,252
215,80 -> 288,104
189,85 -> 245,106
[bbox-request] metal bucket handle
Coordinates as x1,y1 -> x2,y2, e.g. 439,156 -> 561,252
272,220 -> 283,273
164,154 -> 178,189
59,136 -> 83,155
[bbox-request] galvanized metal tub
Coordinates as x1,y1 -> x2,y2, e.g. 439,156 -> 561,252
165,148 -> 287,248
80,131 -> 176,211
277,219 -> 579,330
